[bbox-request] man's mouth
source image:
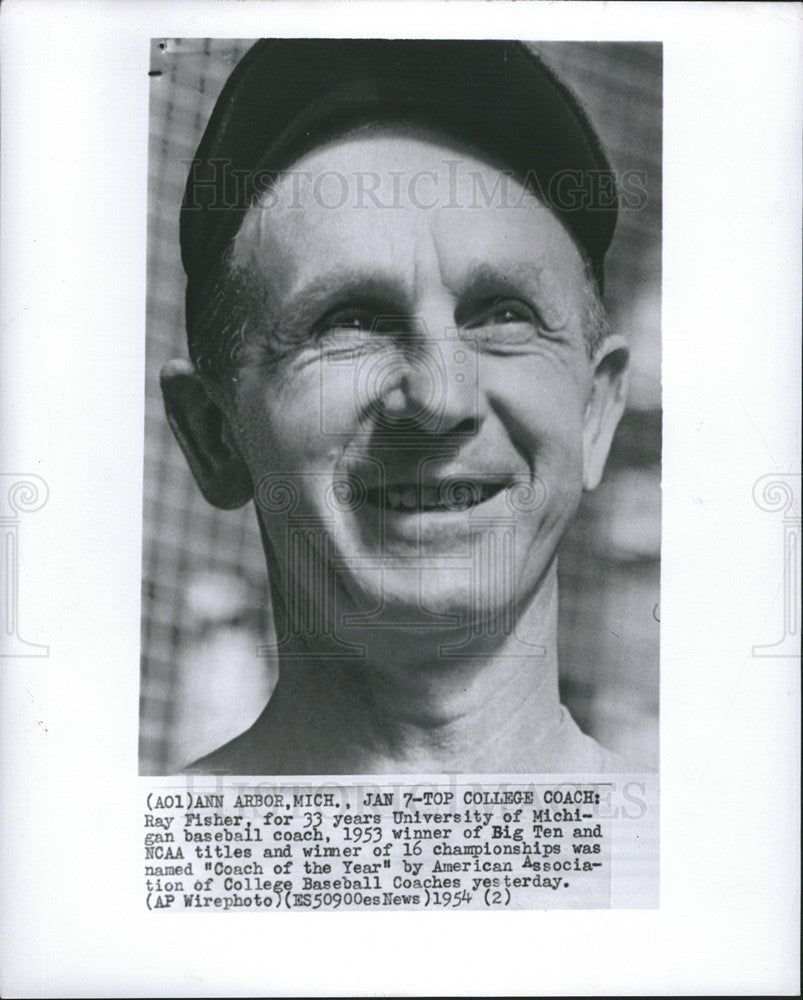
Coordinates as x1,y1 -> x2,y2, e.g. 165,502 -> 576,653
363,479 -> 508,513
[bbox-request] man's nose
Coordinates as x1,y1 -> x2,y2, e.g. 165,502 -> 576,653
376,302 -> 482,435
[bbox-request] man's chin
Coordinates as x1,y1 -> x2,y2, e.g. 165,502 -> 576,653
338,569 -> 521,635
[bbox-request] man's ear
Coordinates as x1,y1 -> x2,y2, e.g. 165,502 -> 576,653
160,359 -> 253,509
582,336 -> 630,491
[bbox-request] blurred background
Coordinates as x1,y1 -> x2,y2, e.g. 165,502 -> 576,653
140,39 -> 661,774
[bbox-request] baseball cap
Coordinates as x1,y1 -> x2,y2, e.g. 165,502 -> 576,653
180,38 -> 618,335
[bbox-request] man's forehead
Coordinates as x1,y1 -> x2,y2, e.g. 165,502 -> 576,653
249,124 -> 540,213
230,128 -> 586,308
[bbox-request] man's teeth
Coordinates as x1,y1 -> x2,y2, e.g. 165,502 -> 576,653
377,483 -> 502,511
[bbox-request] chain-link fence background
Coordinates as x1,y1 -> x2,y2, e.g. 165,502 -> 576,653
140,39 -> 661,774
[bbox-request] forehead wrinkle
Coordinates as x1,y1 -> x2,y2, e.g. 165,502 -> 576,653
230,205 -> 294,308
412,210 -> 450,305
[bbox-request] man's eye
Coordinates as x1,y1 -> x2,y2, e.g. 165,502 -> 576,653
461,298 -> 540,345
464,298 -> 537,328
317,307 -> 375,337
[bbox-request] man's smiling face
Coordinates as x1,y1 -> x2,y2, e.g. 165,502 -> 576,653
221,128 -> 622,628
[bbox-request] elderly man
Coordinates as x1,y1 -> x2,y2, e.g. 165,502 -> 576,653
162,39 -> 631,774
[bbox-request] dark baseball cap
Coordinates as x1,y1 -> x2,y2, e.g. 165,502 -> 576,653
180,38 -> 618,333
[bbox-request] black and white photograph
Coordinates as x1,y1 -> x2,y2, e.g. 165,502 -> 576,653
140,38 -> 662,778
1,0 -> 799,993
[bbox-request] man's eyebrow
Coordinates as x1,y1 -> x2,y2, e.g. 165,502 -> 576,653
456,261 -> 546,295
266,260 -> 572,335
278,270 -> 412,331
455,261 -> 570,331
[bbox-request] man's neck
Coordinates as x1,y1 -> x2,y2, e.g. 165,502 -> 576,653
244,565 -> 564,774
